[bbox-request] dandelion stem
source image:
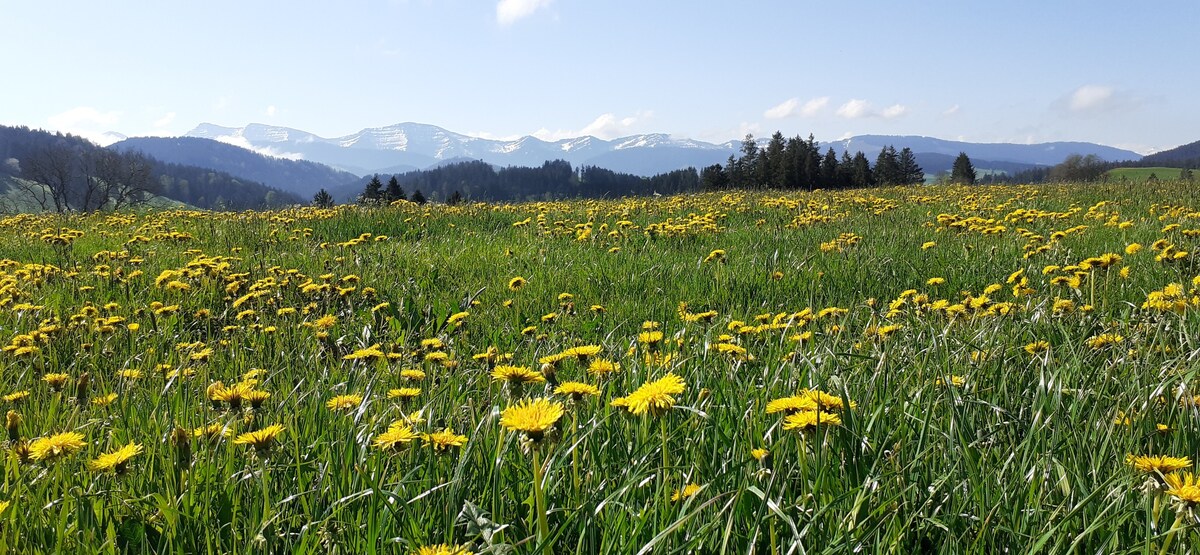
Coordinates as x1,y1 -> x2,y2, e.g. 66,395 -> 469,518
1158,508 -> 1185,555
531,446 -> 552,555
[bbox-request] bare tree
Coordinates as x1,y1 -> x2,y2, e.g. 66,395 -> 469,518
21,142 -> 76,212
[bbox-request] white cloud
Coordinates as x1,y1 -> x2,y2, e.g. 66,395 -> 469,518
943,104 -> 960,116
1068,85 -> 1113,112
47,106 -> 120,129
1057,84 -> 1145,116
212,134 -> 305,161
880,104 -> 909,119
835,99 -> 870,119
834,99 -> 909,120
45,107 -> 123,145
153,112 -> 177,128
265,105 -> 277,117
496,0 -> 553,25
532,111 -> 649,141
764,96 -> 828,119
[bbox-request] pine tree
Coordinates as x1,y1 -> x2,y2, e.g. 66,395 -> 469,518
446,190 -> 464,205
385,175 -> 405,202
850,152 -> 874,188
312,188 -> 334,208
360,174 -> 383,204
873,146 -> 900,186
951,152 -> 976,184
410,189 -> 427,204
898,147 -> 924,185
765,131 -> 787,189
820,148 -> 839,189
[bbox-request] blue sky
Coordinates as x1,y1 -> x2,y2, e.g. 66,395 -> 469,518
1,0 -> 1195,154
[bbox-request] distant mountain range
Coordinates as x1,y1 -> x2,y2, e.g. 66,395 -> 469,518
183,122 -> 1143,181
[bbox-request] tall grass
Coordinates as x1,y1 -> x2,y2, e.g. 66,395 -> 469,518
1,182 -> 1199,553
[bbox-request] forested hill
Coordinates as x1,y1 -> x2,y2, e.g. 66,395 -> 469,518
111,136 -> 360,198
0,125 -> 302,211
1141,139 -> 1200,167
338,160 -> 700,203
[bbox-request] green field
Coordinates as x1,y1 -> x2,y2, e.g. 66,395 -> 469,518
1106,166 -> 1191,182
3,182 -> 1200,553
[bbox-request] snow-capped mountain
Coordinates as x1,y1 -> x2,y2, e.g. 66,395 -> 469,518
183,122 -> 1143,178
185,122 -> 733,176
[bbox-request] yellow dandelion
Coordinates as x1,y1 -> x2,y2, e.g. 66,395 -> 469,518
29,431 -> 86,462
326,394 -> 364,412
422,428 -> 468,454
490,365 -> 545,385
782,410 -> 842,431
374,423 -> 420,453
499,398 -> 564,442
1126,454 -> 1192,474
671,483 -> 703,501
233,424 -> 284,453
554,381 -> 601,402
88,442 -> 144,473
622,373 -> 686,417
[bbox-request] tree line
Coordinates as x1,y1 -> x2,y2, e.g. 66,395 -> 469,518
700,132 -> 930,191
341,160 -> 701,206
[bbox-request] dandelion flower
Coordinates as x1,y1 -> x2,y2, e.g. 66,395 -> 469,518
233,424 -> 284,454
29,431 -> 86,462
1126,454 -> 1192,474
554,381 -> 601,402
490,365 -> 545,385
499,398 -> 564,443
671,483 -> 703,501
1164,472 -> 1200,505
413,544 -> 473,555
623,373 -> 686,417
88,442 -> 143,473
422,428 -> 468,454
374,423 -> 420,453
326,394 -> 364,412
782,410 -> 842,432
587,358 -> 621,377
508,276 -> 528,291
765,396 -> 818,415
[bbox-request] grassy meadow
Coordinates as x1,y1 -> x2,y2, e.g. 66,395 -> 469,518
1106,167 -> 1190,182
4,181 -> 1200,553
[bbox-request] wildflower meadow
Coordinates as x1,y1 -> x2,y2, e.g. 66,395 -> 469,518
4,181 -> 1200,553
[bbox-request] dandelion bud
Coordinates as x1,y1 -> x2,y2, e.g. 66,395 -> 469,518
170,426 -> 192,469
5,410 -> 20,442
74,372 -> 91,404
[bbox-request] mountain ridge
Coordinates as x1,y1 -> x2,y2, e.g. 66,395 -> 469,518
182,122 -> 1142,177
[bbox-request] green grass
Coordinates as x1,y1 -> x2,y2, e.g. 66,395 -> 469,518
2,184 -> 1200,553
1106,166 -> 1189,182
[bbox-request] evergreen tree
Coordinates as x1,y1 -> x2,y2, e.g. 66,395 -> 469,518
838,151 -> 855,189
873,146 -> 900,185
446,190 -> 464,205
820,148 -> 839,188
312,188 -> 334,208
898,147 -> 924,185
361,174 -> 383,203
700,164 -> 729,190
410,189 -> 427,204
385,175 -> 406,202
851,152 -> 874,188
951,152 -> 977,184
765,131 -> 787,189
